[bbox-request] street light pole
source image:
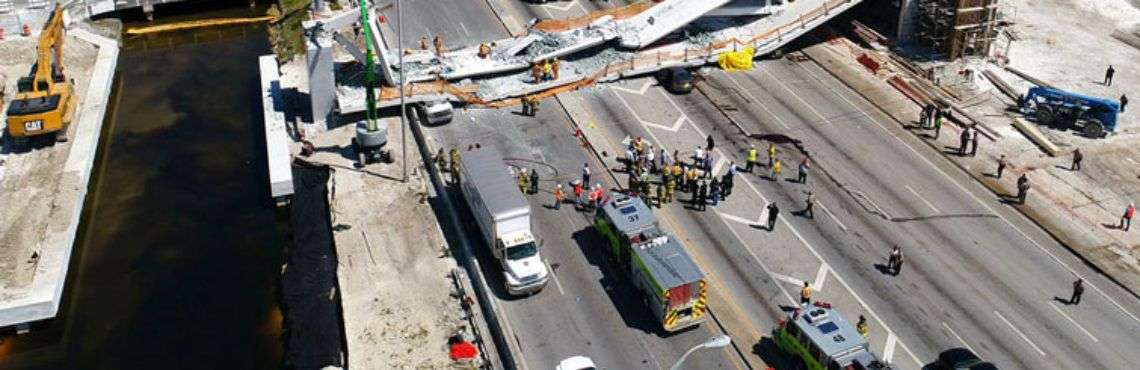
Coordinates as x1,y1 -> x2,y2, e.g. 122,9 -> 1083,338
669,334 -> 731,370
398,0 -> 407,182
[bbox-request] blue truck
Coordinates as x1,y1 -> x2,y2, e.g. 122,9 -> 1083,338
1020,86 -> 1121,137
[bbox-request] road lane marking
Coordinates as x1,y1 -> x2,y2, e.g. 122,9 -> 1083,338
712,156 -> 727,176
772,272 -> 805,286
994,310 -> 1047,356
817,202 -> 848,231
719,212 -> 760,226
905,185 -> 940,214
609,85 -> 923,366
882,332 -> 897,363
941,322 -> 978,355
793,59 -> 1140,326
610,87 -> 688,132
708,209 -> 800,305
546,259 -> 565,295
609,79 -> 654,95
1048,301 -> 1099,343
643,115 -> 686,132
459,21 -> 470,37
721,70 -> 791,130
814,263 -> 830,291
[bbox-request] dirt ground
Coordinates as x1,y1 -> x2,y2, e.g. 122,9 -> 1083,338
289,115 -> 468,368
0,32 -> 98,296
1003,0 -> 1139,133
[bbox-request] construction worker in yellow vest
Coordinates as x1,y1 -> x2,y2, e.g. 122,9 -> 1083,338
518,169 -> 529,193
686,166 -> 700,193
768,143 -> 777,168
770,159 -> 782,181
746,145 -> 758,172
800,282 -> 812,305
542,59 -> 553,81
856,315 -> 869,338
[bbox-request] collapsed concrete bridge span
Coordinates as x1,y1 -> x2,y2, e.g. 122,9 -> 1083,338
303,0 -> 861,124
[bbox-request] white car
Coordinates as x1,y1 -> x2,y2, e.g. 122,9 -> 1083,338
555,355 -> 597,370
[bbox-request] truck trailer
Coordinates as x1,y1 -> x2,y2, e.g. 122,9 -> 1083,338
594,194 -> 708,332
459,147 -> 549,296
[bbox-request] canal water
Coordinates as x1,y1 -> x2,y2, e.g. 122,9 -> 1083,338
0,9 -> 286,369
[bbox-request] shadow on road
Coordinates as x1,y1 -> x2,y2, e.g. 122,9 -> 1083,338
570,228 -> 677,337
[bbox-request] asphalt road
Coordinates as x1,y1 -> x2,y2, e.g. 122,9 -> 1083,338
380,1 -> 1140,369
386,1 -> 746,369
565,55 -> 1140,369
423,105 -> 744,370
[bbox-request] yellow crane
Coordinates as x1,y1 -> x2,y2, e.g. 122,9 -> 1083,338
5,5 -> 75,147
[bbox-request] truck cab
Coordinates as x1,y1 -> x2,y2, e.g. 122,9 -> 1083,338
499,230 -> 548,295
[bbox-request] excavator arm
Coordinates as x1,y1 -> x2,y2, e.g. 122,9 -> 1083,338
32,5 -> 65,94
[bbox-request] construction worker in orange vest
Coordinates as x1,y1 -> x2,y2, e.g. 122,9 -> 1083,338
591,184 -> 604,209
1121,202 -> 1135,231
478,43 -> 491,59
573,181 -> 585,208
553,184 -> 565,210
531,63 -> 543,83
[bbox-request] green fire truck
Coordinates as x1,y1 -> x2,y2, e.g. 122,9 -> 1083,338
594,194 -> 708,332
773,304 -> 894,370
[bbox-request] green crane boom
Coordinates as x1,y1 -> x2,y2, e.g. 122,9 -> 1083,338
359,0 -> 379,132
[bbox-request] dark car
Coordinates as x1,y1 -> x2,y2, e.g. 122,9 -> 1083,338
936,348 -> 998,369
655,67 -> 694,94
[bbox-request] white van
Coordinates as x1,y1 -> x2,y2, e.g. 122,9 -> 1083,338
417,99 -> 453,125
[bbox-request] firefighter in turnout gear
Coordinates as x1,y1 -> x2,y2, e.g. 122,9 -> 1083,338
435,149 -> 447,172
449,148 -> 461,184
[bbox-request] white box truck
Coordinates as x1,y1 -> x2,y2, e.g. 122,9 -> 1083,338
459,147 -> 549,295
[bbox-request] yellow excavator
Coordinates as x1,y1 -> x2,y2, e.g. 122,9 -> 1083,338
5,5 -> 75,147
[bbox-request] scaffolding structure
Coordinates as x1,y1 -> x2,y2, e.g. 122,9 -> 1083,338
915,0 -> 1002,60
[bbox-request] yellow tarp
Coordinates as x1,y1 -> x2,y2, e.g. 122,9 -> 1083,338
718,47 -> 755,71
